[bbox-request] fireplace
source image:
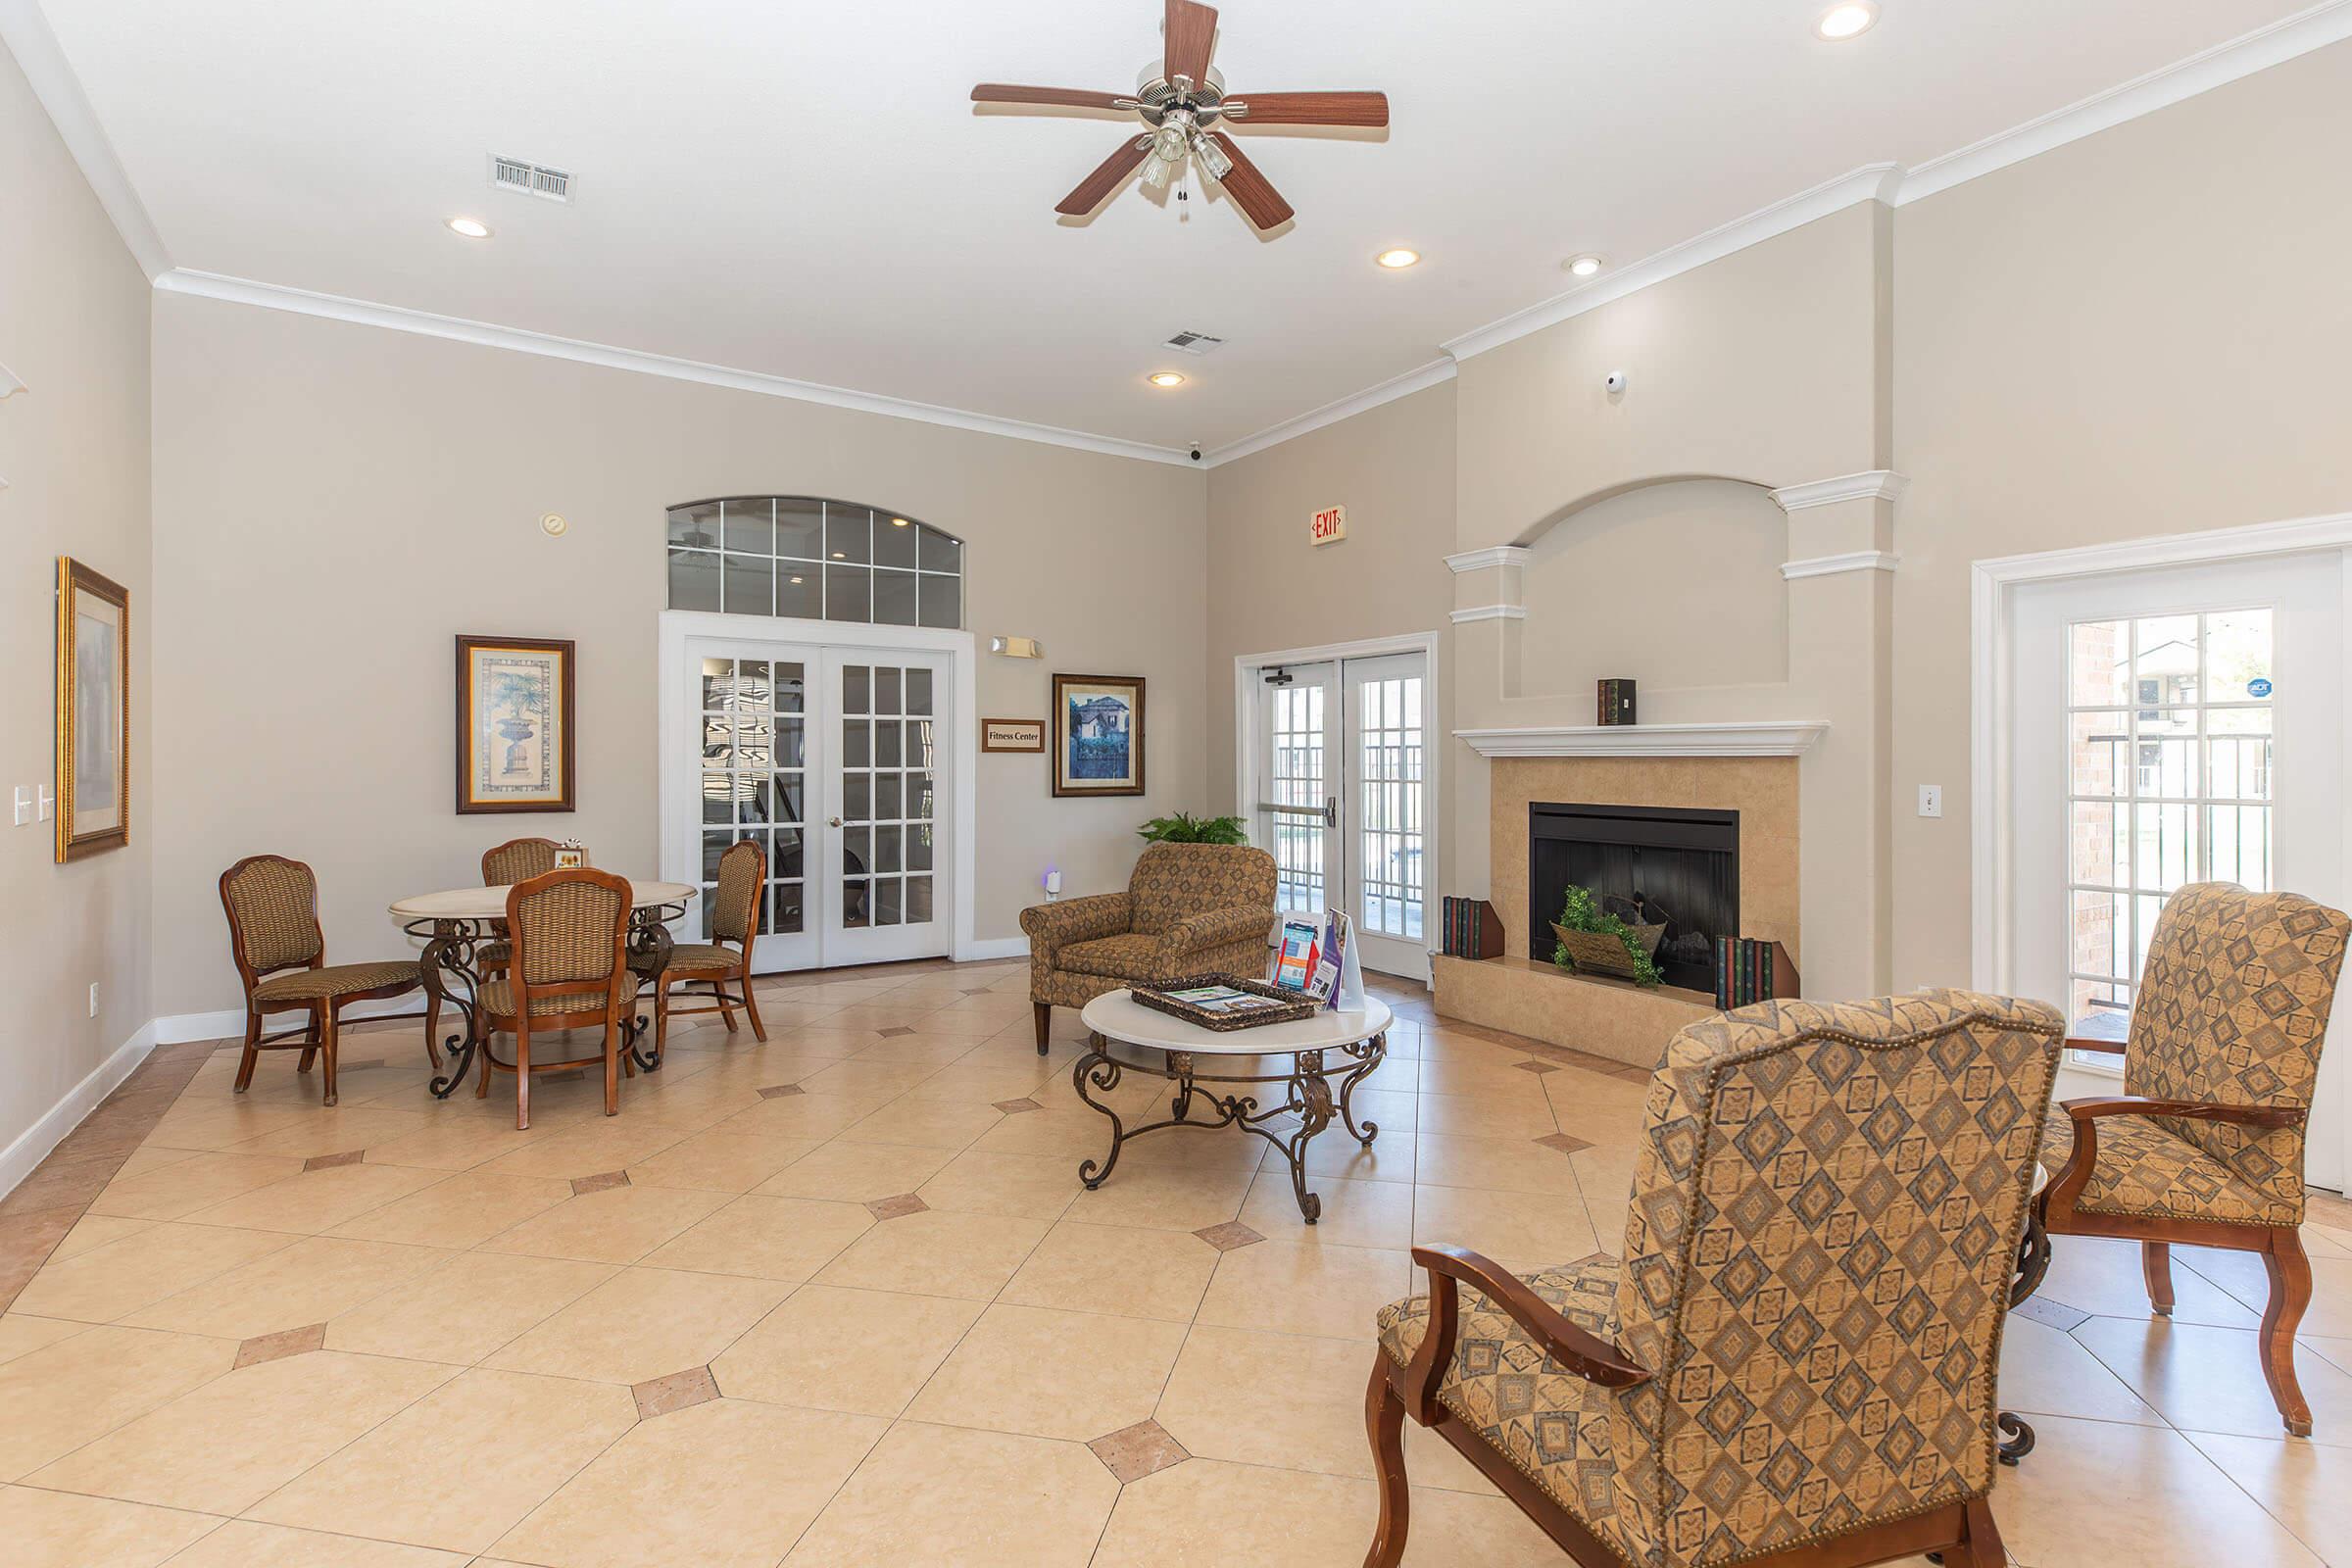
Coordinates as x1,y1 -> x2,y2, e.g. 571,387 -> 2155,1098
1529,803 -> 1739,992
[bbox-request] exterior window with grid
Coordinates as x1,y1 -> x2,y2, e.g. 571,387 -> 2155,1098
2065,609 -> 2274,1032
666,497 -> 962,628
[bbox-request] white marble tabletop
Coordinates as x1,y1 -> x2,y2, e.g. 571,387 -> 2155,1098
1080,990 -> 1392,1057
388,880 -> 697,921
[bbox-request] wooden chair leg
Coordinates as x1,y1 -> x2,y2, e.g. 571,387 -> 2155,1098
2143,1241 -> 2175,1316
297,1003 -> 321,1073
1034,1001 -> 1052,1055
716,981 -> 739,1034
1953,1496 -> 2005,1568
740,970 -> 768,1043
1361,1359 -> 1411,1568
475,1032 -> 493,1098
318,1008 -> 341,1107
655,981 -> 671,1065
233,1010 -> 263,1094
514,1030 -> 532,1132
2262,1228 -> 2317,1436
604,1023 -> 620,1116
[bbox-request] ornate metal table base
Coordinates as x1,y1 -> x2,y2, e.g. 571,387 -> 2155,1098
1996,1206 -> 2053,1467
408,905 -> 681,1098
1071,1032 -> 1386,1223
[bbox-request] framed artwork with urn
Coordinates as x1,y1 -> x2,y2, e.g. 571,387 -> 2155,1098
455,634 -> 576,813
55,557 -> 130,861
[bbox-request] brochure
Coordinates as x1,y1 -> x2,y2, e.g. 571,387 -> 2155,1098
1267,908 -> 1367,1011
1161,984 -> 1286,1015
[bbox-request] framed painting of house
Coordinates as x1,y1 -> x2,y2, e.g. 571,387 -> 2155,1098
1052,673 -> 1146,798
455,634 -> 576,813
55,557 -> 130,862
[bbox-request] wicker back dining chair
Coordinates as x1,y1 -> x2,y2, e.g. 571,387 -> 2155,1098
429,836 -> 573,1065
1365,991 -> 2065,1568
650,839 -> 768,1062
2037,881 -> 2350,1436
474,866 -> 639,1129
220,854 -> 421,1106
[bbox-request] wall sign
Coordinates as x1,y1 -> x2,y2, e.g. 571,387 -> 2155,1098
982,717 -> 1046,753
1310,505 -> 1348,547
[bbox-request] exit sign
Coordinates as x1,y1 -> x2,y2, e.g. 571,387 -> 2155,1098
1310,505 -> 1348,546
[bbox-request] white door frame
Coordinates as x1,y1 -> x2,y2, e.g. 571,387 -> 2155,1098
1970,513 -> 2352,993
657,610 -> 982,963
1233,630 -> 1445,978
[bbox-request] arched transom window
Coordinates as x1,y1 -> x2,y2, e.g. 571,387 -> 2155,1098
666,497 -> 962,628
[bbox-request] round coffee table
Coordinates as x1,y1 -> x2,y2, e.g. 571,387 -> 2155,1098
1074,991 -> 1394,1223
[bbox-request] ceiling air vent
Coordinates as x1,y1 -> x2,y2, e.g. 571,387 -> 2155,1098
1161,331 -> 1225,356
491,155 -> 573,203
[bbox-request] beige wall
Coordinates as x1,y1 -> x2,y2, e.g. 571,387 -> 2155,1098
149,293 -> 1205,1016
0,39 -> 153,1161
1888,38 -> 2352,989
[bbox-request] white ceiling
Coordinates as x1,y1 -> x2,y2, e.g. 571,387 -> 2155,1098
34,0 -> 2326,453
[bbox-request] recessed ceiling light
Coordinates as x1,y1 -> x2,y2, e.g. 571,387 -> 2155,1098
1376,248 -> 1420,270
830,551 -> 847,560
1148,371 -> 1187,388
1565,254 -> 1604,278
891,516 -> 910,527
445,217 -> 492,239
789,574 -> 806,584
1814,3 -> 1878,40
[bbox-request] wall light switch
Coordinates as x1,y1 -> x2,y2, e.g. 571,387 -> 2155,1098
37,786 -> 54,821
11,788 -> 28,826
88,983 -> 99,1018
1918,784 -> 1943,819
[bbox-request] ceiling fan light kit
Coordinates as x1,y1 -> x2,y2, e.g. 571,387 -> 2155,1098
971,0 -> 1389,231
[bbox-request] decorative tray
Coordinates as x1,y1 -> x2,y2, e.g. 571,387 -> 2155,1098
1129,974 -> 1321,1032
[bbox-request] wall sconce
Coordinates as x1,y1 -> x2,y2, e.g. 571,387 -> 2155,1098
0,362 -> 24,399
990,636 -> 1043,659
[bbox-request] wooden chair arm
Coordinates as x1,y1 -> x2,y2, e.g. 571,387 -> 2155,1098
2062,1034 -> 2128,1056
2062,1094 -> 2306,1130
1400,1245 -> 1649,1422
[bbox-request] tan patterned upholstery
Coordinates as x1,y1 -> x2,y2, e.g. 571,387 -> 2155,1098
710,841 -> 763,945
1378,991 -> 2064,1568
482,838 -> 563,886
2037,882 -> 2348,1230
1022,844 -> 1276,1009
252,960 -> 420,1004
481,972 -> 639,1019
662,942 -> 743,973
221,858 -> 324,972
514,877 -> 627,986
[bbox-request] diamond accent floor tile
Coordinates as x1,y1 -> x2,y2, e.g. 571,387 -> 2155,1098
1088,1418 -> 1189,1483
571,1170 -> 632,1196
1193,1221 -> 1264,1252
303,1150 -> 367,1171
760,1084 -> 807,1099
234,1321 -> 326,1369
632,1364 -> 722,1419
1533,1132 -> 1592,1155
2016,1295 -> 2092,1332
992,1099 -> 1043,1115
1512,1058 -> 1560,1075
865,1194 -> 930,1221
878,1026 -> 919,1038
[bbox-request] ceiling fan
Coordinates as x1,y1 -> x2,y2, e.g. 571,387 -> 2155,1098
971,0 -> 1389,231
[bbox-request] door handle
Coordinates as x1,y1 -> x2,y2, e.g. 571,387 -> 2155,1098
829,816 -> 844,828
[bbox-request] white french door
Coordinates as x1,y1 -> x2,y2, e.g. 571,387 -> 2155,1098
2005,550 -> 2346,1187
1248,647 -> 1434,980
668,630 -> 956,971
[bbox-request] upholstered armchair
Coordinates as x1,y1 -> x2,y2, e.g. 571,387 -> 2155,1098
1020,842 -> 1278,1054
1366,991 -> 2064,1568
2036,881 -> 2349,1437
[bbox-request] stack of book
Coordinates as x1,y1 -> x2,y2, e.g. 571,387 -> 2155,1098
1596,678 -> 1638,726
1713,936 -> 1798,1009
1441,898 -> 1504,959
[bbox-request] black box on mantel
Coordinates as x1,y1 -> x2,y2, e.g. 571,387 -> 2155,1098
1597,679 -> 1638,726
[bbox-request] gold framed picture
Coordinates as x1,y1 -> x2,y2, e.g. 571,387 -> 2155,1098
455,634 -> 576,814
55,558 -> 130,862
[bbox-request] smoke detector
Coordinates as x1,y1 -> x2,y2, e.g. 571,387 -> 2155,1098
491,155 -> 573,203
1161,330 -> 1225,357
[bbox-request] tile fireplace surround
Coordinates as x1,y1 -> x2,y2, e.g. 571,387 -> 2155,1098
1434,754 -> 1799,1067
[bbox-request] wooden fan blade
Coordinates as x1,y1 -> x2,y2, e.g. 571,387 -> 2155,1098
1204,131 -> 1294,229
1164,0 -> 1218,87
971,83 -> 1132,112
1055,137 -> 1152,216
1227,90 -> 1390,127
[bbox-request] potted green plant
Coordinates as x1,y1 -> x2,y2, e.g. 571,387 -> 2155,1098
1137,811 -> 1249,845
1550,884 -> 1663,988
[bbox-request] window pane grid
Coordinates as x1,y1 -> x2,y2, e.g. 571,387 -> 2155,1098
1267,684 -> 1326,912
838,662 -> 938,932
700,657 -> 807,936
668,497 -> 961,629
1355,674 -> 1425,940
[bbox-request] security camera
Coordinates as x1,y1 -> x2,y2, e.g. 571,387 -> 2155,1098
1604,369 -> 1628,395
1189,447 -> 1203,462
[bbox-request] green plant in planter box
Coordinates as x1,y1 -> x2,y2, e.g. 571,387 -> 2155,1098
1551,884 -> 1663,988
1138,811 -> 1250,846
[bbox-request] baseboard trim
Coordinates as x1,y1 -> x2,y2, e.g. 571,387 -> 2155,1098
0,1020 -> 158,1201
152,994 -> 431,1047
956,936 -> 1031,962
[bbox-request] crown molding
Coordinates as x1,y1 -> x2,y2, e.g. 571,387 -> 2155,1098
1456,721 -> 1829,759
0,0 -> 172,280
1200,358 -> 1456,469
1439,165 -> 1904,366
1782,551 -> 1899,580
1896,0 -> 2352,206
1447,605 -> 1528,625
1444,546 -> 1532,574
152,269 -> 1198,467
1769,470 -> 1909,513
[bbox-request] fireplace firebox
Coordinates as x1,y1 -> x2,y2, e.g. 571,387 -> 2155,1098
1529,803 -> 1738,992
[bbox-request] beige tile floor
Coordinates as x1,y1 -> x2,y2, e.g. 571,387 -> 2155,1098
2,959 -> 2349,1567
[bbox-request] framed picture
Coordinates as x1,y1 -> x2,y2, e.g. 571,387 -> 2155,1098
455,634 -> 575,813
1052,673 -> 1146,798
982,717 -> 1046,753
55,558 -> 130,862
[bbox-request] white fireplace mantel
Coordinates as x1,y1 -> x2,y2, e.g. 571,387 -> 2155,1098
1454,721 -> 1828,759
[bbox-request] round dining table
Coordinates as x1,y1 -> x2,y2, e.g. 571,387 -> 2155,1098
388,879 -> 697,1099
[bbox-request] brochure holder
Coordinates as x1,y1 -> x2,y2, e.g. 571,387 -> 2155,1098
1267,907 -> 1367,1012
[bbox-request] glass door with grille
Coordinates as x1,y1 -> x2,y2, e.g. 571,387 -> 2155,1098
1256,662 -> 1340,915
689,640 -> 820,972
820,648 -> 953,965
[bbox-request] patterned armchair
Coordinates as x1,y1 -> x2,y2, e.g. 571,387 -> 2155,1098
1366,992 -> 2064,1568
1020,842 -> 1278,1054
2036,881 -> 2349,1437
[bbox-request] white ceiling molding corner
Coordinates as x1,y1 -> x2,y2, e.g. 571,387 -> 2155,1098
1447,605 -> 1528,625
1455,721 -> 1829,759
1769,470 -> 1909,512
0,0 -> 170,281
1782,551 -> 1900,580
1444,546 -> 1532,574
1436,164 -> 1903,366
1895,0 -> 2352,205
1200,357 -> 1457,468
152,269 -> 1197,468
